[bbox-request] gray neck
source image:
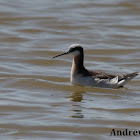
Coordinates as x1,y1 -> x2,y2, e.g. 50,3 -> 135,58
73,54 -> 84,71
71,53 -> 91,76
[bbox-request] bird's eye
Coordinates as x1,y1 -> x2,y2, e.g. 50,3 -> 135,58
69,48 -> 74,52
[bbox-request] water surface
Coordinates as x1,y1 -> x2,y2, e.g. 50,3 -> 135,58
0,0 -> 140,140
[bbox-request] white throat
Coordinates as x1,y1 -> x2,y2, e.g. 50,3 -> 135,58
70,50 -> 80,56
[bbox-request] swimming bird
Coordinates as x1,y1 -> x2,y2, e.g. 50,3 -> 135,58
52,44 -> 138,88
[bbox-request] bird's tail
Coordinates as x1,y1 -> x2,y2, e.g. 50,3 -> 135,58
124,72 -> 138,79
117,72 -> 138,87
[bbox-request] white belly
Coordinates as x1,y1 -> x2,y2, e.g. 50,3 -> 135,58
70,74 -> 95,87
70,73 -> 120,88
70,67 -> 122,88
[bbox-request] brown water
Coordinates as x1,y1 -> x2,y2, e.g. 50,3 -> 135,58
0,0 -> 140,140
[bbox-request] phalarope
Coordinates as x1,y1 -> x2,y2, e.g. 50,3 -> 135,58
53,44 -> 138,88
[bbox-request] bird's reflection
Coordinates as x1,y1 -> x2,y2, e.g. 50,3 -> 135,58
69,91 -> 83,102
68,91 -> 84,118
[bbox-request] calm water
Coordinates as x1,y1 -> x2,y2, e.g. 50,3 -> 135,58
0,0 -> 140,140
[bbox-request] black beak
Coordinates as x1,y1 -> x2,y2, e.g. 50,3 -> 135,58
52,52 -> 69,59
